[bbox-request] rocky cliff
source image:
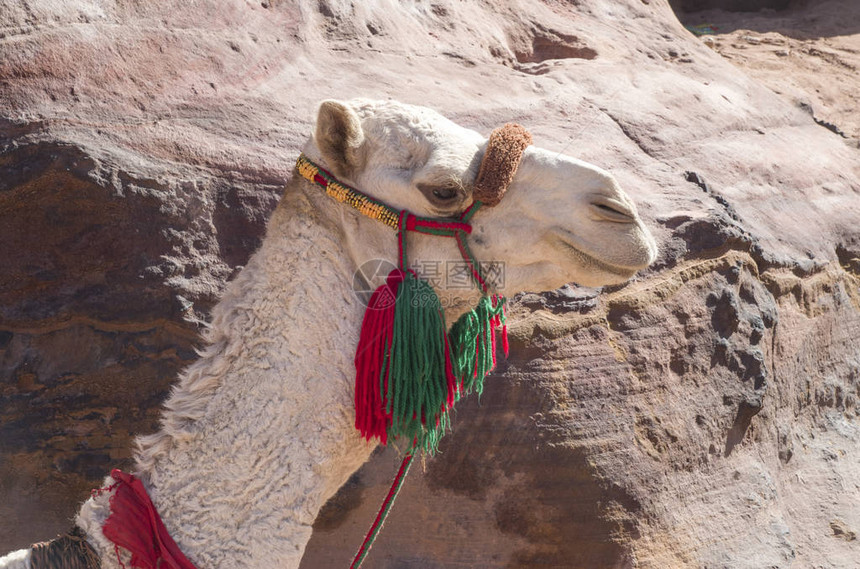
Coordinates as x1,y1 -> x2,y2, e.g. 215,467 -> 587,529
1,0 -> 859,567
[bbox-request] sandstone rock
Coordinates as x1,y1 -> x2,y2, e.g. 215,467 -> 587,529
1,0 -> 859,567
677,0 -> 860,146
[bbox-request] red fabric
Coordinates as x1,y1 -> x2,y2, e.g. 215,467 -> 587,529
473,334 -> 480,378
500,299 -> 509,357
101,470 -> 198,569
490,318 -> 498,369
405,215 -> 472,235
501,324 -> 509,357
313,173 -> 329,188
441,325 -> 457,407
490,296 -> 508,363
354,269 -> 403,443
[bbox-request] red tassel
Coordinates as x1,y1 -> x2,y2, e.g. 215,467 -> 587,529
500,296 -> 509,357
473,335 -> 480,379
102,470 -> 197,569
442,330 -> 457,407
489,313 -> 499,369
501,324 -> 509,357
354,269 -> 403,443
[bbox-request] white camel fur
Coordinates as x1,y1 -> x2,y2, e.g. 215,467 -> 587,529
1,99 -> 657,569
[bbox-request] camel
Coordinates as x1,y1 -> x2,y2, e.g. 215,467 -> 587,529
0,99 -> 657,569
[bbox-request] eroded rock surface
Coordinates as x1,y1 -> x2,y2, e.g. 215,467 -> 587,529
1,0 -> 859,567
677,0 -> 860,147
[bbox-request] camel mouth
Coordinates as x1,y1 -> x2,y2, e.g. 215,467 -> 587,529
552,231 -> 644,282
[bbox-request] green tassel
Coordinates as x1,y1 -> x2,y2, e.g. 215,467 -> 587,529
376,270 -> 507,455
386,270 -> 453,454
448,295 -> 507,398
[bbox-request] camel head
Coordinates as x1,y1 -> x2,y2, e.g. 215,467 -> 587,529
304,99 -> 657,309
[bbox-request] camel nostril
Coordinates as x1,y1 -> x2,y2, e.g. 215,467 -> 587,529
589,197 -> 636,223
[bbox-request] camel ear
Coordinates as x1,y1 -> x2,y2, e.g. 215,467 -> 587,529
314,100 -> 364,177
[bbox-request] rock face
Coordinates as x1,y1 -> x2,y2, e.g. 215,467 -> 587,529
677,0 -> 860,147
1,0 -> 859,567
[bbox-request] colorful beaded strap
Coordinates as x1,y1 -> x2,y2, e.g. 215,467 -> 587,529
296,154 -> 401,229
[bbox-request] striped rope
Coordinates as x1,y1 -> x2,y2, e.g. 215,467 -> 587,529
349,452 -> 415,569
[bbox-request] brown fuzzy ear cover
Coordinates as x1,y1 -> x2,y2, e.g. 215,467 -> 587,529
473,123 -> 532,207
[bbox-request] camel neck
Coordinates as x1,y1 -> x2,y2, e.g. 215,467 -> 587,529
79,179 -> 379,569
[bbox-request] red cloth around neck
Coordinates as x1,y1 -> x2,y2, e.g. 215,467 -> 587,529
101,469 -> 198,569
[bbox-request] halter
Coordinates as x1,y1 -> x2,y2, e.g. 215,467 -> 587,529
297,123 -> 532,568
297,121 -> 531,450
295,154 -> 492,293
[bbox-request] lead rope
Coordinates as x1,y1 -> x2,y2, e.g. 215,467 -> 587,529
349,451 -> 415,569
348,202 -> 486,569
347,203 -> 502,569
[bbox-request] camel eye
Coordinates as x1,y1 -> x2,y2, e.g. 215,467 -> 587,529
432,187 -> 458,201
417,183 -> 465,209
